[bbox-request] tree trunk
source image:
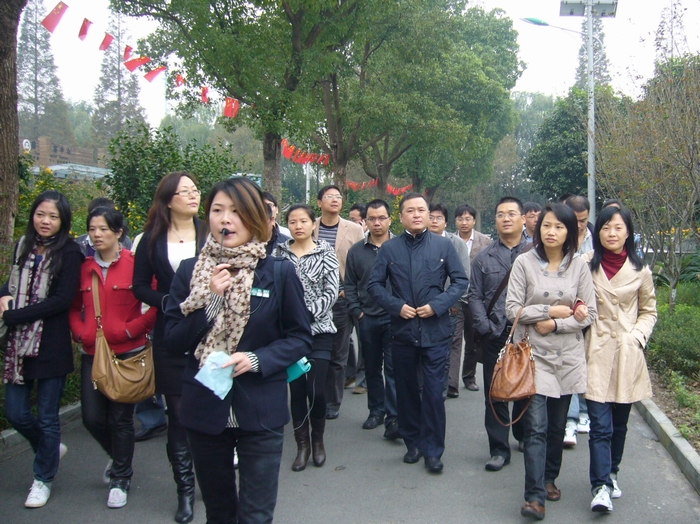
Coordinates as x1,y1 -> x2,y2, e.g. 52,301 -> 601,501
0,0 -> 27,250
262,131 -> 282,198
333,161 -> 347,193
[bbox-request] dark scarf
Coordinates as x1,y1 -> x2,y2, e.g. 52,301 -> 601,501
601,248 -> 627,280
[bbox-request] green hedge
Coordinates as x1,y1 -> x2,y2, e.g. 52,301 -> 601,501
648,303 -> 700,381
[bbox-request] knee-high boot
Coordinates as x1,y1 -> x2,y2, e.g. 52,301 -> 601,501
310,417 -> 326,467
167,442 -> 195,524
291,419 -> 311,472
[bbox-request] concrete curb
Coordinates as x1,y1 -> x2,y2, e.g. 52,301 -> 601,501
636,398 -> 700,496
0,401 -> 81,460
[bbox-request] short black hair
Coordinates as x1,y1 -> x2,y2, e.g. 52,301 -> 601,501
429,202 -> 448,222
349,202 -> 366,219
533,204 -> 578,270
366,199 -> 391,216
590,205 -> 644,272
285,203 -> 316,224
88,197 -> 116,214
602,198 -> 622,209
454,204 -> 477,220
317,185 -> 342,201
262,191 -> 278,207
565,195 -> 590,213
523,202 -> 542,214
557,193 -> 573,203
494,196 -> 523,215
399,192 -> 429,213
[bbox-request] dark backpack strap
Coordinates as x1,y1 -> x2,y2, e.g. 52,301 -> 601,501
485,242 -> 533,317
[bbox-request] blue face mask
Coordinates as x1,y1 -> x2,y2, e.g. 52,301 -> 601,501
195,351 -> 234,399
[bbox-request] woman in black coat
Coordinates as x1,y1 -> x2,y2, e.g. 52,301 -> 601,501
164,178 -> 312,524
0,191 -> 83,508
132,171 -> 204,523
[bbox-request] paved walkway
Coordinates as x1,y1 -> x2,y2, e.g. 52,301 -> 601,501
2,367 -> 700,523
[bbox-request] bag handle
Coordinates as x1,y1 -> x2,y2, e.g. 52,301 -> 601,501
489,390 -> 533,427
91,272 -> 103,329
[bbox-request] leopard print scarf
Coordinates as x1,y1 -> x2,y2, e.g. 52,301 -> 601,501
180,234 -> 266,367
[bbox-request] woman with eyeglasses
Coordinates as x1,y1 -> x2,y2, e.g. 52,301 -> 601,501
275,204 -> 339,472
132,171 -> 204,523
164,178 -> 312,524
505,203 -> 596,521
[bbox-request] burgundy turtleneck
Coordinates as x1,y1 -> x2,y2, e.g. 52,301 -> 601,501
601,248 -> 627,280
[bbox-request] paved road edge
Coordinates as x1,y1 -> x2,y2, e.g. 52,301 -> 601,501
0,402 -> 81,461
636,398 -> 700,496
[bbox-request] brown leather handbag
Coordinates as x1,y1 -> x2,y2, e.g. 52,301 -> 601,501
489,308 -> 536,426
90,273 -> 155,404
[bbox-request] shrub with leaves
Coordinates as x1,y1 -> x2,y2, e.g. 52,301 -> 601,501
648,303 -> 700,380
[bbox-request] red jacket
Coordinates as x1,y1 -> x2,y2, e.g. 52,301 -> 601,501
70,249 -> 157,355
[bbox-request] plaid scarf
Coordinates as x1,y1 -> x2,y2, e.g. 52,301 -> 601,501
3,238 -> 53,384
180,234 -> 266,367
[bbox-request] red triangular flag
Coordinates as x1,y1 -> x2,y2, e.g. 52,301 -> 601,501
41,2 -> 68,33
124,57 -> 151,72
223,97 -> 235,118
175,74 -> 185,86
201,87 -> 209,104
144,66 -> 167,82
124,45 -> 132,61
99,33 -> 114,51
78,18 -> 92,41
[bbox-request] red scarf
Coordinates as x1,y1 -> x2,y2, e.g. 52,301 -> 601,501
601,248 -> 627,280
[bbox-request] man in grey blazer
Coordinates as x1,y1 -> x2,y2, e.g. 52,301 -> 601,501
313,185 -> 365,419
455,204 -> 492,390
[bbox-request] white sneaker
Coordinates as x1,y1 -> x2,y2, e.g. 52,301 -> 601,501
103,459 -> 113,484
591,485 -> 613,512
610,473 -> 622,498
59,443 -> 68,460
107,487 -> 128,508
563,421 -> 577,448
577,415 -> 590,434
25,479 -> 51,508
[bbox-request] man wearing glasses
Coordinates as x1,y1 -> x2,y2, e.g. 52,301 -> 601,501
428,203 -> 471,399
313,185 -> 365,420
345,200 -> 399,439
468,197 -> 529,472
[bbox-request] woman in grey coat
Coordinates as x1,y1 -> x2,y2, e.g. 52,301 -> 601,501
506,203 -> 596,521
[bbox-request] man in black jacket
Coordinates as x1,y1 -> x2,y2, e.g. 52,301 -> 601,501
468,196 -> 529,473
368,193 -> 468,473
345,199 -> 399,439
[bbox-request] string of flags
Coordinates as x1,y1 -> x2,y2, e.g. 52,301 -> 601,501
281,139 -> 330,165
39,1 -> 241,119
346,179 -> 414,196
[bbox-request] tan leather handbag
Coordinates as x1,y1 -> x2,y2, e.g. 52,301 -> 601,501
489,308 -> 536,426
90,273 -> 155,404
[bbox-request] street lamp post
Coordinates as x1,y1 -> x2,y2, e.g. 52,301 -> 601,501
523,0 -> 617,223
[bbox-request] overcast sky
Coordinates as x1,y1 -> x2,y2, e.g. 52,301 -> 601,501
40,0 -> 700,126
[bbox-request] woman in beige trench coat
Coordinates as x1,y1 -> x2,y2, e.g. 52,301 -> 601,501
506,203 -> 596,521
583,205 -> 657,514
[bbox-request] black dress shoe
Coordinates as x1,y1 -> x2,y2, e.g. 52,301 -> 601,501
403,448 -> 423,464
464,381 -> 479,391
383,420 -> 401,440
362,414 -> 384,430
424,456 -> 444,473
134,423 -> 167,442
447,386 -> 459,398
325,408 -> 339,420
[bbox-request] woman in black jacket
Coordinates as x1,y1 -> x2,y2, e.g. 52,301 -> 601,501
0,190 -> 83,508
132,171 -> 204,523
164,178 -> 312,524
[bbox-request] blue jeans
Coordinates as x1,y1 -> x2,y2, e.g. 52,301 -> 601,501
587,400 -> 632,491
357,313 -> 397,424
522,394 -> 571,505
5,376 -> 67,483
187,426 -> 284,524
567,393 -> 588,421
134,393 -> 166,430
392,342 -> 448,458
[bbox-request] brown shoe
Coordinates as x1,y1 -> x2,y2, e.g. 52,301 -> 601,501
352,386 -> 367,395
545,482 -> 561,502
521,501 -> 545,520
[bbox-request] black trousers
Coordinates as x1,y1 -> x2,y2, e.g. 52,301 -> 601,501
481,329 -> 527,460
80,354 -> 135,480
187,426 -> 284,524
325,297 -> 353,411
